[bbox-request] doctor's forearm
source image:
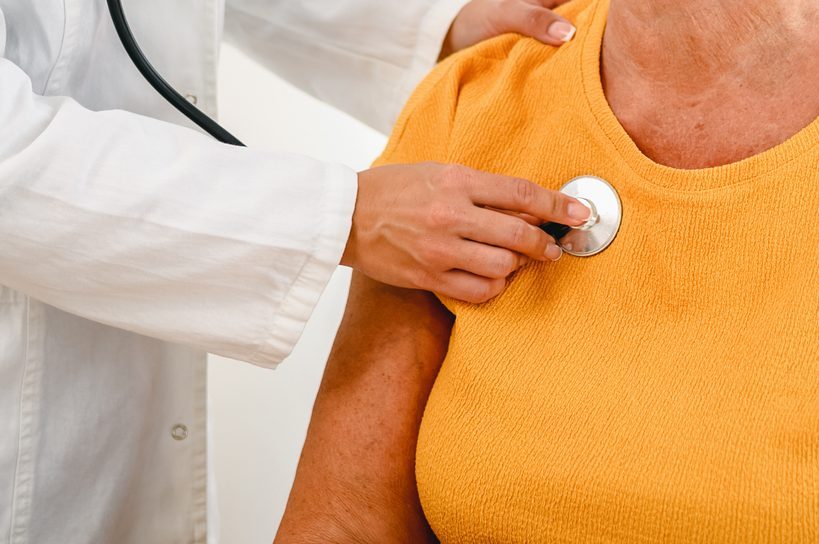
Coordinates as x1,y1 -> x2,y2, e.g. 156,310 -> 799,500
0,58 -> 355,366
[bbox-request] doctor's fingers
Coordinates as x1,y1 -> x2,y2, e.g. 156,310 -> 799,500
465,173 -> 590,228
485,206 -> 543,226
463,208 -> 561,262
436,270 -> 508,304
502,0 -> 578,46
449,241 -> 530,280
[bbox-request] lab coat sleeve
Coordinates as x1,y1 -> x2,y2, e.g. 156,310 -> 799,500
0,58 -> 357,367
222,0 -> 471,134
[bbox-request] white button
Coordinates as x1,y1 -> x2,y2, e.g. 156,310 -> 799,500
185,94 -> 198,105
171,424 -> 189,441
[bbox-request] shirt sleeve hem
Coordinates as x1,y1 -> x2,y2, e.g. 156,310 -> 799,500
248,164 -> 358,367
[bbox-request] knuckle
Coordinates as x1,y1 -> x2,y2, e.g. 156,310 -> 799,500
509,221 -> 530,250
470,282 -> 493,304
428,203 -> 456,229
494,0 -> 517,21
472,279 -> 505,304
412,266 -> 437,290
548,192 -> 562,218
543,9 -> 562,23
513,178 -> 536,208
523,5 -> 553,27
439,164 -> 467,190
420,240 -> 447,266
494,251 -> 518,277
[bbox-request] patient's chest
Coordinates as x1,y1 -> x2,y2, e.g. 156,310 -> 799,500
415,167 -> 819,543
389,0 -> 819,539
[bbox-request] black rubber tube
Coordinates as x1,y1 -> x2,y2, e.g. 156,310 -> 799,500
107,0 -> 245,147
540,222 -> 573,241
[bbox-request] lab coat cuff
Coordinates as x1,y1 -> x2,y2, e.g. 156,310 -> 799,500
392,0 -> 472,126
252,164 -> 358,366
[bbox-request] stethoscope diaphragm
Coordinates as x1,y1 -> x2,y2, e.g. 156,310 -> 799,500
540,176 -> 622,257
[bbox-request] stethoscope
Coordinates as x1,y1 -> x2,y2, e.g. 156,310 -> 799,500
107,0 -> 622,257
541,176 -> 621,257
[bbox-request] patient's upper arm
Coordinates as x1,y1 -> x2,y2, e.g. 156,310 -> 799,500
276,40 -> 511,543
275,272 -> 453,543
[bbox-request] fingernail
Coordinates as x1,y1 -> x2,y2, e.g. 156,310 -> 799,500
545,243 -> 563,261
548,21 -> 576,43
568,201 -> 590,222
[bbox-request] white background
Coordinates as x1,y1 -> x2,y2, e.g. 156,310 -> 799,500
209,44 -> 387,543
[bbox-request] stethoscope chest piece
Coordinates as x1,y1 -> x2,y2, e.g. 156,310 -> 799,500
543,176 -> 622,257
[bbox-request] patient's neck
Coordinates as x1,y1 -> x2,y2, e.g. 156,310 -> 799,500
602,0 -> 819,168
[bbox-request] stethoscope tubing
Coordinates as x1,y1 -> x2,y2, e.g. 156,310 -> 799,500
108,2 -> 623,257
107,0 -> 245,147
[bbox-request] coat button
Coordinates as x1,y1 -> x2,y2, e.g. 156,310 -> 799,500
171,424 -> 189,441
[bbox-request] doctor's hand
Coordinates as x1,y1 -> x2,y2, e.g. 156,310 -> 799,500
440,0 -> 576,59
341,163 -> 590,304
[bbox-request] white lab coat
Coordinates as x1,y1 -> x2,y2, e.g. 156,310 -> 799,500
0,0 -> 468,542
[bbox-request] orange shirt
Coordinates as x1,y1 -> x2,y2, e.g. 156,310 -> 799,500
374,0 -> 819,541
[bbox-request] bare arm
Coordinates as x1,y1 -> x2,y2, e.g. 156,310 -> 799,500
274,272 -> 454,543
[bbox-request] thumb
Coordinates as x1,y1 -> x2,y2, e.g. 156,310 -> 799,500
503,1 -> 577,46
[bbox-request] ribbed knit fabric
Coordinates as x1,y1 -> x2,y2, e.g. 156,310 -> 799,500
374,0 -> 819,541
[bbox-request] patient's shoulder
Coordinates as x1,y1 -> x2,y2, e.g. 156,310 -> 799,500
375,36 -> 567,165
445,0 -> 594,68
376,0 -> 595,166
407,27 -> 574,109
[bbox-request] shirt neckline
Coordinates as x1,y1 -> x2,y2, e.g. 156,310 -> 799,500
579,0 -> 819,192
